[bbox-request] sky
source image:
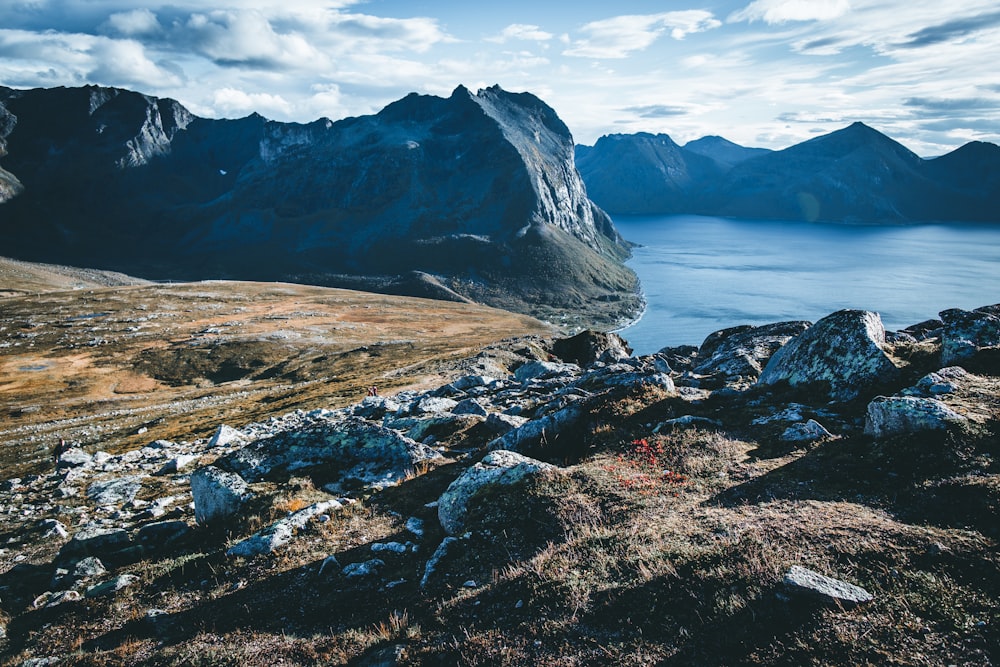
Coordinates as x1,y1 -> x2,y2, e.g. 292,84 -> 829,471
1,0 -> 998,156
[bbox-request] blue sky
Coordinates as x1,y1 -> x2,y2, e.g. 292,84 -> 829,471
1,0 -> 998,156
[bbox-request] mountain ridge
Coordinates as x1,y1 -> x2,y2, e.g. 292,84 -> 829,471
578,122 -> 1000,222
0,83 -> 641,330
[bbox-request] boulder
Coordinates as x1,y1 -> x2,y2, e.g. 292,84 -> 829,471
780,419 -> 835,442
438,450 -> 556,535
57,447 -> 93,469
940,305 -> 1000,368
86,475 -> 144,506
864,396 -> 967,438
906,367 -> 968,397
227,500 -> 342,557
552,330 -> 632,366
215,416 -> 442,488
137,520 -> 192,551
85,574 -> 139,598
514,360 -> 581,382
782,565 -> 873,606
190,466 -> 253,526
487,402 -> 586,453
155,454 -> 201,476
208,424 -> 245,448
58,527 -> 133,565
757,310 -> 900,401
695,321 -> 811,380
408,396 -> 459,416
453,398 -> 489,417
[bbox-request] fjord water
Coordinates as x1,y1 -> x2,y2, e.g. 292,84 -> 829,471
614,215 -> 1000,355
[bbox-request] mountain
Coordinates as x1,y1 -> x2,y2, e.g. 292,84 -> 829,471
682,135 -> 771,169
0,84 -> 641,328
577,122 -> 1000,222
575,133 -> 723,214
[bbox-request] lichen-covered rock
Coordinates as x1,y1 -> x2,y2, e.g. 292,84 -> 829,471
487,402 -> 586,453
190,466 -> 253,526
940,305 -> 1000,367
58,527 -> 132,565
227,500 -> 342,557
216,416 -> 441,488
453,398 -> 489,417
208,424 -> 245,448
438,450 -> 556,535
757,310 -> 900,401
552,330 -> 632,366
514,360 -> 581,382
905,367 -> 969,397
780,419 -> 835,442
695,321 -> 811,380
86,475 -> 144,506
783,565 -> 872,606
864,396 -> 967,438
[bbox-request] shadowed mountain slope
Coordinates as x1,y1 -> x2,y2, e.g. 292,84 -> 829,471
0,84 -> 640,329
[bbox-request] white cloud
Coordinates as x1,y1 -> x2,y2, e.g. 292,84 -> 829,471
211,86 -> 291,117
486,24 -> 553,44
563,11 -> 721,59
87,37 -> 182,87
729,0 -> 852,24
102,8 -> 161,36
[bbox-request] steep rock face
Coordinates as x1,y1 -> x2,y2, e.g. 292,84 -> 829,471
0,84 -> 639,328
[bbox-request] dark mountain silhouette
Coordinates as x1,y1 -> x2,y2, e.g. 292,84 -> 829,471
0,84 -> 640,328
577,122 -> 1000,222
574,133 -> 723,214
682,135 -> 770,169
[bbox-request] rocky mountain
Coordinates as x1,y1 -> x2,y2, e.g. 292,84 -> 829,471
682,135 -> 771,169
0,84 -> 640,328
575,133 -> 724,214
577,122 -> 1000,222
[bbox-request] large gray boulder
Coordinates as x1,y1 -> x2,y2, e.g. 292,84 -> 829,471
551,330 -> 632,366
190,466 -> 253,526
864,396 -> 967,438
438,450 -> 556,535
216,416 -> 441,488
757,310 -> 900,401
695,321 -> 811,380
487,402 -> 586,453
940,305 -> 1000,367
86,475 -> 144,506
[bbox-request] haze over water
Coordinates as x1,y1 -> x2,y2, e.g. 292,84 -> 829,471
614,215 -> 1000,356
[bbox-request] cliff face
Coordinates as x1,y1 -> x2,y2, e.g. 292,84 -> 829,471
0,84 -> 640,328
577,122 -> 1000,222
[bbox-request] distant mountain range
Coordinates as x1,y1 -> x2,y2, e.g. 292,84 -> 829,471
0,84 -> 641,328
576,123 -> 1000,222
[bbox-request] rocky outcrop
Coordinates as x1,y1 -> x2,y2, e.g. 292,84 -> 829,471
940,305 -> 1000,369
215,416 -> 441,489
437,450 -> 556,535
190,466 -> 253,526
695,321 -> 811,382
864,396 -> 967,438
0,84 -> 640,328
552,329 -> 632,366
757,310 -> 900,401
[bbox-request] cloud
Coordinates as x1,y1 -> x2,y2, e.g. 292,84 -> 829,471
486,24 -> 552,44
729,0 -> 851,24
102,8 -> 161,36
901,10 -> 1000,47
623,104 -> 689,118
904,96 -> 998,112
563,11 -> 720,59
176,10 -> 327,70
211,86 -> 292,117
87,37 -> 182,87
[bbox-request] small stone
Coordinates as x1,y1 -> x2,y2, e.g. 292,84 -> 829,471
780,419 -> 835,443
371,541 -> 409,554
85,574 -> 139,598
782,565 -> 873,606
343,559 -> 385,578
208,424 -> 245,448
405,517 -> 425,538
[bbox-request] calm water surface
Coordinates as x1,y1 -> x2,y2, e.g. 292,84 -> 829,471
614,215 -> 1000,355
